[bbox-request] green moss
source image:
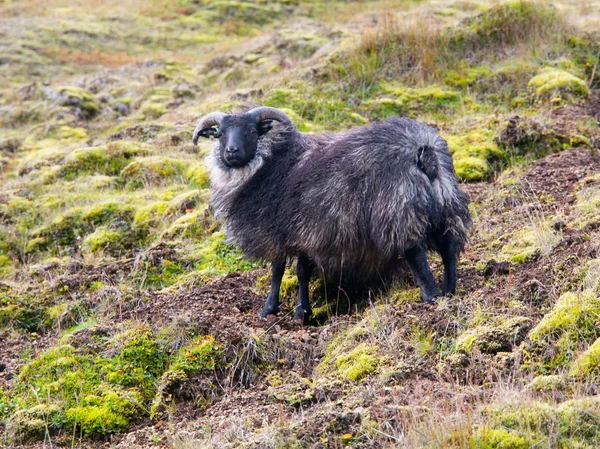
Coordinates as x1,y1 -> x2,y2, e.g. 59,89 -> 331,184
455,316 -> 531,354
140,96 -> 168,119
6,404 -> 63,442
161,207 -> 215,240
191,231 -> 255,275
528,70 -> 589,103
368,84 -> 462,117
32,201 -> 136,249
185,162 -> 210,188
150,336 -> 220,417
334,343 -> 380,382
386,286 -> 421,305
485,397 -> 600,446
474,427 -> 529,449
82,228 -> 125,254
526,375 -> 567,393
571,174 -> 600,229
120,156 -> 187,189
57,125 -> 89,142
57,86 -> 100,119
570,337 -> 600,378
530,291 -> 600,345
59,141 -> 153,180
499,222 -> 560,264
494,115 -> 568,157
446,129 -> 503,182
529,291 -> 600,371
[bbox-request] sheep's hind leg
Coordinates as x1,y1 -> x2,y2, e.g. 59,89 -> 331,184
435,233 -> 458,296
260,259 -> 286,318
405,244 -> 441,304
293,255 -> 314,323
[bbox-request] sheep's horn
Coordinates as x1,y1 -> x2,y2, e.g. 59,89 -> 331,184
192,111 -> 226,145
245,107 -> 292,126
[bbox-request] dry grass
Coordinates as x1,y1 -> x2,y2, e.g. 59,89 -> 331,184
335,0 -> 573,89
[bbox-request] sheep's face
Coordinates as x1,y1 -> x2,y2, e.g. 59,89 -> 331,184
217,116 -> 272,168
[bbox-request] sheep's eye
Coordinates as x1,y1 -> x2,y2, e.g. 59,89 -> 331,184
250,129 -> 257,135
215,130 -> 222,138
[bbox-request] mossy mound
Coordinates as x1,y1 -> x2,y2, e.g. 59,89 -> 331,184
570,337 -> 600,379
59,141 -> 153,180
528,291 -> 600,371
526,375 -> 568,393
482,398 -> 600,447
528,70 -> 589,104
334,343 -> 380,382
455,316 -> 532,355
446,129 -> 504,182
499,221 -> 560,264
368,84 -> 462,117
571,174 -> 600,229
4,326 -> 217,441
57,86 -> 101,119
120,156 -> 188,189
81,227 -> 127,254
495,115 -> 568,157
31,202 -> 136,250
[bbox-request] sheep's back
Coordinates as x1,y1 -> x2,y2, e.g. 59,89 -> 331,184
280,119 -> 445,272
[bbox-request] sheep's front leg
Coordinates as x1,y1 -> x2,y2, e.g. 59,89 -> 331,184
293,255 -> 313,323
405,245 -> 440,304
260,259 -> 286,318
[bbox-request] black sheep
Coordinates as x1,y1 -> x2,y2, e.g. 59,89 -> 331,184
193,107 -> 472,322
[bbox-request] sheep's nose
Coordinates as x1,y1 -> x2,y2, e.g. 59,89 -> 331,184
226,146 -> 240,155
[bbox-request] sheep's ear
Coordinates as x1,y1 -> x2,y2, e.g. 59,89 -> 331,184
258,120 -> 273,136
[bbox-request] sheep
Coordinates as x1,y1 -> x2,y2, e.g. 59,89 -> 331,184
192,106 -> 472,322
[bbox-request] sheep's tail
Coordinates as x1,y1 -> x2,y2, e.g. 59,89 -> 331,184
416,145 -> 439,181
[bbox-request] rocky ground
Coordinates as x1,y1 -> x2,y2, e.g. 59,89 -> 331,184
1,0 -> 600,448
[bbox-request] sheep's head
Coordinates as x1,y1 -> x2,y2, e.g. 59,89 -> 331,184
192,107 -> 292,168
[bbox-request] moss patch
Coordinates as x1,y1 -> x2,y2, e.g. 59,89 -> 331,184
528,290 -> 600,371
570,337 -> 600,379
528,70 -> 589,104
333,343 -> 380,382
446,129 -> 504,182
59,141 -> 153,180
455,316 -> 532,355
483,397 -> 600,447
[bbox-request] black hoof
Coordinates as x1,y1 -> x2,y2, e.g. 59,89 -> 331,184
259,306 -> 280,318
423,295 -> 439,305
293,308 -> 311,324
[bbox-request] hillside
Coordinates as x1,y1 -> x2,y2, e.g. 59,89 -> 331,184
1,0 -> 600,448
